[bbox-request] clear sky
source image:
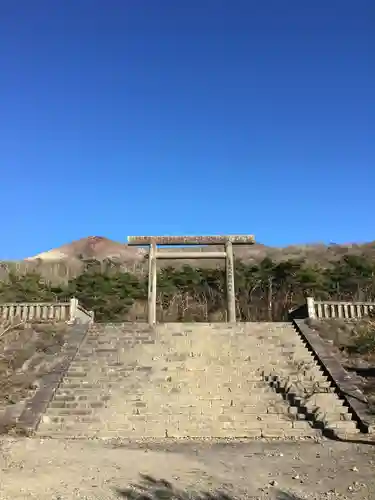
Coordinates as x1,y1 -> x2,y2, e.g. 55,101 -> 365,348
0,1 -> 374,259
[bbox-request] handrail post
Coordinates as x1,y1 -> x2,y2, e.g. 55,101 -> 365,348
306,297 -> 316,319
69,297 -> 78,323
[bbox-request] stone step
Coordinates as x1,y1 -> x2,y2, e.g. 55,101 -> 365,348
48,400 -> 106,410
69,362 -> 128,369
57,382 -> 99,390
83,335 -> 156,348
325,422 -> 360,432
44,407 -> 95,416
52,394 -> 110,403
37,428 -> 321,440
41,415 -> 101,425
82,342 -> 154,348
87,328 -> 154,334
86,334 -> 155,339
55,384 -> 116,393
38,419 -> 316,433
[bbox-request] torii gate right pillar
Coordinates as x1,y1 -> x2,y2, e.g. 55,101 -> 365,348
225,240 -> 236,322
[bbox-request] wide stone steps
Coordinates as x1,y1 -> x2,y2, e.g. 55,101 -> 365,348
36,322 -> 360,439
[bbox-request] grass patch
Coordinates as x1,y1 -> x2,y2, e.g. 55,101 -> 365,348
306,317 -> 375,357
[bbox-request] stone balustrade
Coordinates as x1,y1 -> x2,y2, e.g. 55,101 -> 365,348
306,297 -> 375,320
0,297 -> 94,323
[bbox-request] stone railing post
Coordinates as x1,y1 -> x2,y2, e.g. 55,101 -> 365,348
306,297 -> 316,319
89,310 -> 95,323
69,297 -> 79,323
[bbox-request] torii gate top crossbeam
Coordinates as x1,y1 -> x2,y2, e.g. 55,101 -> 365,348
127,235 -> 255,246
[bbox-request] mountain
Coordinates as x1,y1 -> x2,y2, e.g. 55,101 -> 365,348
25,236 -> 146,263
23,236 -> 375,267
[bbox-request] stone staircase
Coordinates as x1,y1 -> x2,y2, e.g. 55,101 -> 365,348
37,322 -> 360,439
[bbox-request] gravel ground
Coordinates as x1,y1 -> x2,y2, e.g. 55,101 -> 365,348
1,436 -> 375,499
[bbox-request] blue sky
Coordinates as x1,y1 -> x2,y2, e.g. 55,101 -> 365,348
0,1 -> 374,259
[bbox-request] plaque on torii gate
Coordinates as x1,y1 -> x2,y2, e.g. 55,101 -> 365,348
127,235 -> 255,325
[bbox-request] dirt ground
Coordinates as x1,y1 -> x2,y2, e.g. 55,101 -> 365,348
0,436 -> 375,500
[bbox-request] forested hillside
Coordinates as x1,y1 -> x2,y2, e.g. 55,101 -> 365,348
1,254 -> 374,323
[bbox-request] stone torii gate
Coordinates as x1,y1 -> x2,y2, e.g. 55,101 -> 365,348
127,235 -> 255,325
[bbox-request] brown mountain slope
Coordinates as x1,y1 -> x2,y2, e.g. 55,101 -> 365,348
25,236 -> 146,263
23,236 -> 375,267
